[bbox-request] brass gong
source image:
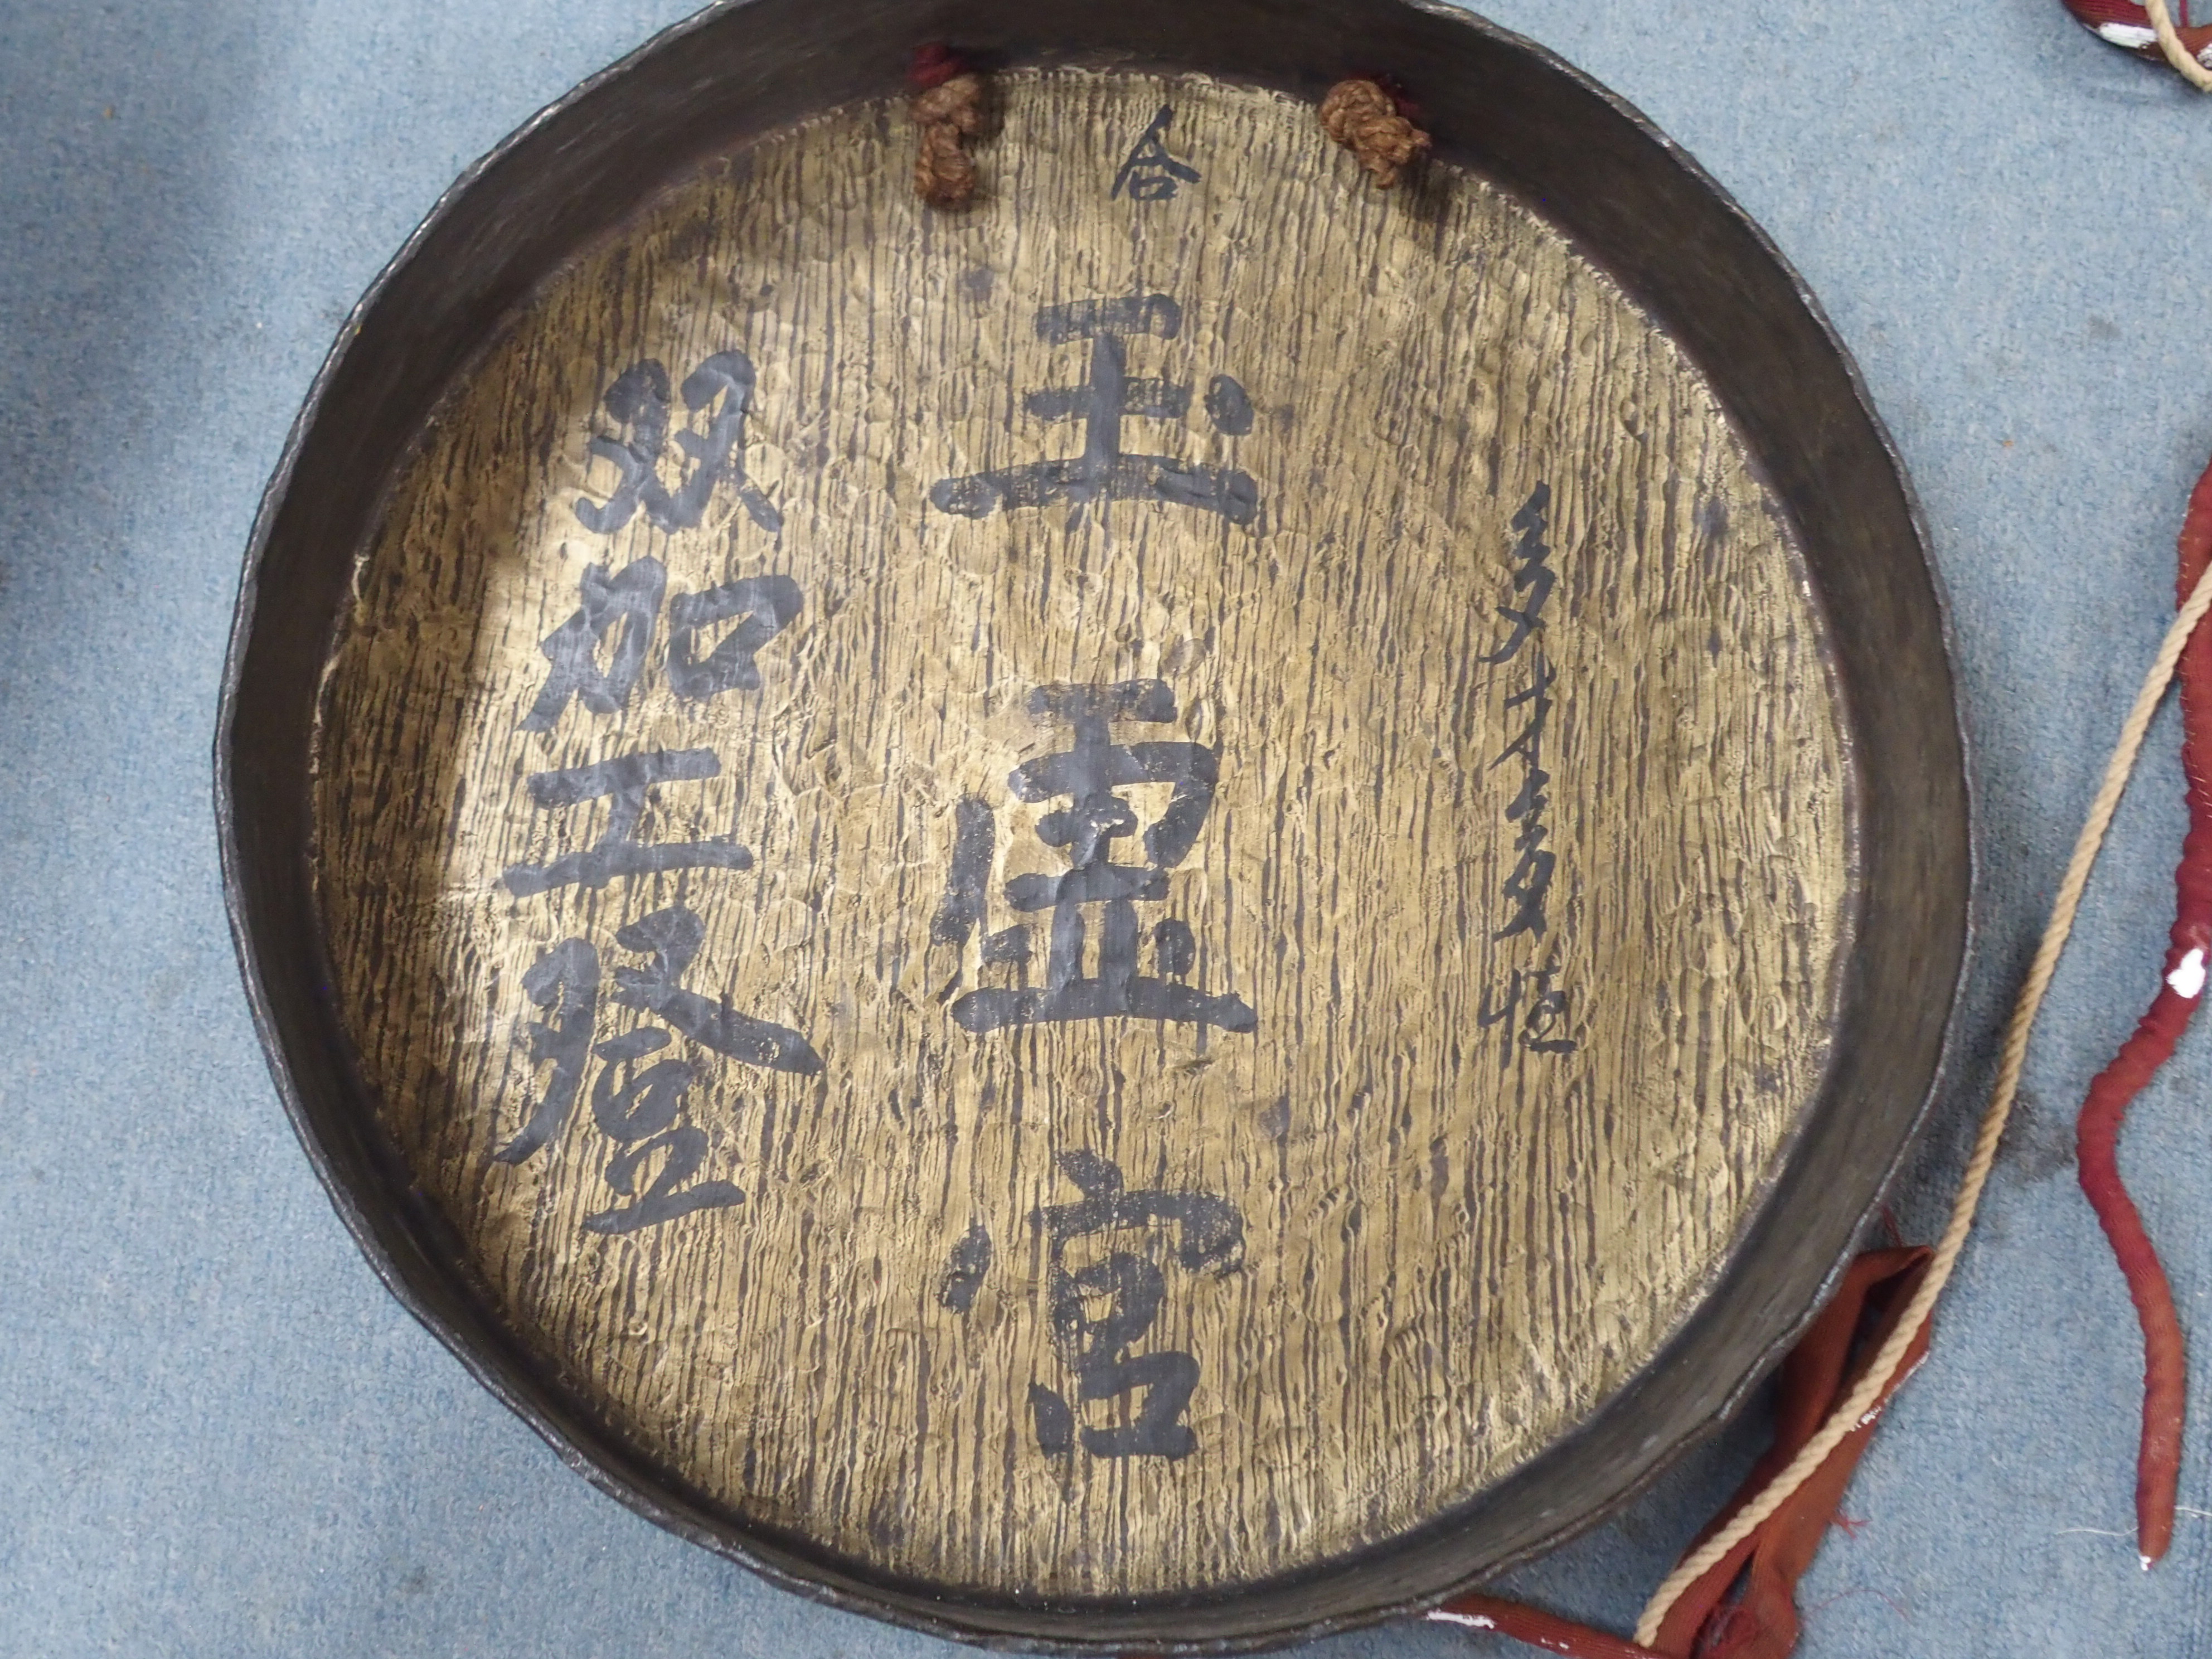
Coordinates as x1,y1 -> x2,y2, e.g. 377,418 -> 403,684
221,0 -> 1970,1649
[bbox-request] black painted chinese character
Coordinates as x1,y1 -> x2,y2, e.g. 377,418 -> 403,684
492,938 -> 600,1164
1110,105 -> 1200,202
1483,482 -> 1555,664
580,1025 -> 746,1234
500,748 -> 753,897
1479,482 -> 1575,1028
937,679 -> 1256,1035
1027,1151 -> 1243,1461
607,904 -> 822,1076
489,936 -> 749,1234
520,561 -> 803,731
491,908 -> 820,1233
521,557 -> 666,732
938,1222 -> 994,1315
1490,646 -> 1555,941
1476,959 -> 1578,1068
574,351 -> 782,536
929,296 -> 1258,526
666,574 -> 803,704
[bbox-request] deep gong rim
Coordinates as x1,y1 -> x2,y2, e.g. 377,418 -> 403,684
215,0 -> 1974,1648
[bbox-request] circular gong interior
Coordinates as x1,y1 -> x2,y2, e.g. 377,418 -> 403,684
313,70 -> 1849,1605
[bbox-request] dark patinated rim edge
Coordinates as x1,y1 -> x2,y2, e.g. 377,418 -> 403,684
212,0 -> 1980,1649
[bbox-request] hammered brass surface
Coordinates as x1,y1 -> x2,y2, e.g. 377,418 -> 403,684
312,70 -> 1852,1598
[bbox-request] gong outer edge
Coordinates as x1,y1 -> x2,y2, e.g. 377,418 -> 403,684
214,0 -> 1976,1648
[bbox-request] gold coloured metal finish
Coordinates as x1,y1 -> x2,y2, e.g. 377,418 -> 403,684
312,72 -> 1851,1601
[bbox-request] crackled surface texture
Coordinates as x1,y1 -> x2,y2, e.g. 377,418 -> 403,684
312,71 -> 1848,1597
20,0 -> 2212,1653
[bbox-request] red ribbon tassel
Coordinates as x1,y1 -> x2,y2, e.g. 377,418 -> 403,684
1432,1249 -> 1933,1659
2060,0 -> 2212,63
2074,451 -> 2212,1568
